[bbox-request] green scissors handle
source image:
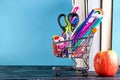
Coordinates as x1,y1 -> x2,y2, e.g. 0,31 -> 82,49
65,16 -> 73,33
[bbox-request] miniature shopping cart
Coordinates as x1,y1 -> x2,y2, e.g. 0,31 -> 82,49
51,7 -> 103,76
52,33 -> 94,76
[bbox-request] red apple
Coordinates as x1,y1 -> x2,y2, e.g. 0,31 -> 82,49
94,50 -> 119,76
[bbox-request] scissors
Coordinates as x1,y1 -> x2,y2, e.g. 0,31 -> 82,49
57,13 -> 79,34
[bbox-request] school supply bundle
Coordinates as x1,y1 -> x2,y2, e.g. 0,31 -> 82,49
52,6 -> 103,76
52,8 -> 103,58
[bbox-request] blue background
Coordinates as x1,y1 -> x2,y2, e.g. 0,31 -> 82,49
0,0 -> 73,65
113,0 -> 120,57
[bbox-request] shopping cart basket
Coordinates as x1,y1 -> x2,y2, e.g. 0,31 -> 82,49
52,33 -> 94,76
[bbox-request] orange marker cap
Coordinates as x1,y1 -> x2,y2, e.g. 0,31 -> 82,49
92,28 -> 97,33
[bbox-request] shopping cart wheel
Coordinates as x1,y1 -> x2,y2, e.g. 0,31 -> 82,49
55,67 -> 61,76
56,71 -> 61,76
82,69 -> 88,77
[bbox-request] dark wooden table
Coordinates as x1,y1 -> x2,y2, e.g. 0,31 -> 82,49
0,66 -> 119,80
